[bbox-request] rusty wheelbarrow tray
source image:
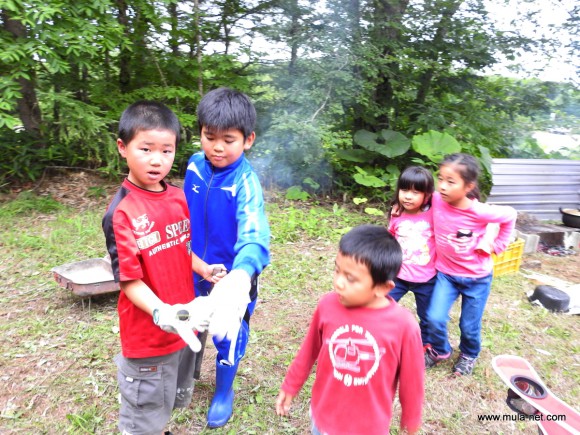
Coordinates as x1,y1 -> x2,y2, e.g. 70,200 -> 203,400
51,257 -> 120,298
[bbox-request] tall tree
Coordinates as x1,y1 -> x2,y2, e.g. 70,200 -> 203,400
1,7 -> 42,138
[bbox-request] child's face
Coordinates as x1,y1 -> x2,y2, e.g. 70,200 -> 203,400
200,126 -> 255,168
117,129 -> 176,192
333,253 -> 390,309
398,187 -> 426,214
437,164 -> 474,208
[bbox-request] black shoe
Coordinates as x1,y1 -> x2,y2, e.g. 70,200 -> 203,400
453,353 -> 477,376
424,344 -> 452,368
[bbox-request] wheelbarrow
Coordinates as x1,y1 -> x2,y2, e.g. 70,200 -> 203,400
51,256 -> 120,298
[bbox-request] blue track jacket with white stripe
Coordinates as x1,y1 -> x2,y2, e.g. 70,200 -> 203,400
183,151 -> 270,296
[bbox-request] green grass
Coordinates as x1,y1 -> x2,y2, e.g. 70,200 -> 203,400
0,192 -> 578,434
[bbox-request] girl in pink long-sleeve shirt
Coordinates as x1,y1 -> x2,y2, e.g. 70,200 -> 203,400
388,166 -> 436,346
424,153 -> 516,376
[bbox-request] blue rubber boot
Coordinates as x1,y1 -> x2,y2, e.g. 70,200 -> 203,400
207,359 -> 239,428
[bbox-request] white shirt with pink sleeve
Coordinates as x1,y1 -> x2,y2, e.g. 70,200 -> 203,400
432,192 -> 517,278
388,207 -> 436,283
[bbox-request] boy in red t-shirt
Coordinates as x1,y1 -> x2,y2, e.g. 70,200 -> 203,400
102,101 -> 208,434
276,225 -> 425,435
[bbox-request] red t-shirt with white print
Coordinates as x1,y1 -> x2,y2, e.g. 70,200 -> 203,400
281,292 -> 424,434
103,179 -> 194,358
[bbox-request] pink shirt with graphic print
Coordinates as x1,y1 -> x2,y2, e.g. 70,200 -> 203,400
432,192 -> 517,278
388,207 -> 436,283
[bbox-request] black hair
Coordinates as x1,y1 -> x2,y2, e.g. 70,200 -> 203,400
197,87 -> 256,140
390,166 -> 435,217
339,225 -> 402,286
118,101 -> 181,146
440,153 -> 481,200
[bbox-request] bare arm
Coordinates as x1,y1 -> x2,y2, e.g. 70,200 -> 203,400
120,279 -> 164,316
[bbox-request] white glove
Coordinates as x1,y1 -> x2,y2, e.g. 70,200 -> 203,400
153,303 -> 201,352
153,303 -> 181,333
207,270 -> 251,341
182,296 -> 214,332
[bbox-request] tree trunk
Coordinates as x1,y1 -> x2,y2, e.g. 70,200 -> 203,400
414,1 -> 463,108
117,0 -> 131,93
194,0 -> 203,96
288,12 -> 299,76
169,2 -> 179,56
2,9 -> 43,140
347,0 -> 366,132
370,0 -> 409,129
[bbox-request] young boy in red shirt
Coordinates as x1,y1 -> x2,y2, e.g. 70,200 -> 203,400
276,225 -> 425,434
102,101 -> 208,434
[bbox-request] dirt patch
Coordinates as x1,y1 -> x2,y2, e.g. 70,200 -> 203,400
523,252 -> 580,284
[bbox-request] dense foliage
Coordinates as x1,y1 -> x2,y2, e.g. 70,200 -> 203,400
1,0 -> 578,200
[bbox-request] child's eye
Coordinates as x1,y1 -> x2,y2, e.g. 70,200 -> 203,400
140,147 -> 150,152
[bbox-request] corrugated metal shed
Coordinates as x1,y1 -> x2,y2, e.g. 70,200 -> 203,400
487,158 -> 580,221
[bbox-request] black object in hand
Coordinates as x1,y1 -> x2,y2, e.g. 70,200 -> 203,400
176,309 -> 190,321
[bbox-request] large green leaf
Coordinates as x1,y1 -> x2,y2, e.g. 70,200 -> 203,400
353,129 -> 410,158
353,166 -> 387,187
377,130 -> 411,157
412,131 -> 461,163
285,186 -> 310,201
335,149 -> 370,163
353,130 -> 377,149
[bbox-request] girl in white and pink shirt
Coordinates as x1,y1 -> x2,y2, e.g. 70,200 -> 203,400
388,166 -> 436,346
424,153 -> 516,376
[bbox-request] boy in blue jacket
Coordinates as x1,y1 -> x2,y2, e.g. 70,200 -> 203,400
183,87 -> 270,428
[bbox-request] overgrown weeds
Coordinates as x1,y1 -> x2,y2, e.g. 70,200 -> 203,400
0,192 -> 578,434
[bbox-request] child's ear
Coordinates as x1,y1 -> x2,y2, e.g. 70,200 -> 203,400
375,280 -> 395,298
117,139 -> 127,158
465,181 -> 476,195
243,131 -> 256,151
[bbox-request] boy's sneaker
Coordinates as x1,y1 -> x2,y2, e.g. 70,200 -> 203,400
453,353 -> 477,376
424,344 -> 452,368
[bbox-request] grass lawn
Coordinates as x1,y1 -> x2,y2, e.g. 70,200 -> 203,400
0,186 -> 578,434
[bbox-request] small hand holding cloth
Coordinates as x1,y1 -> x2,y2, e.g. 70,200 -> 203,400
206,269 -> 251,342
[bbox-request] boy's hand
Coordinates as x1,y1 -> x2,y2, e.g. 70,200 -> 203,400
203,264 -> 227,284
275,390 -> 294,416
152,303 -> 202,352
153,303 -> 182,333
